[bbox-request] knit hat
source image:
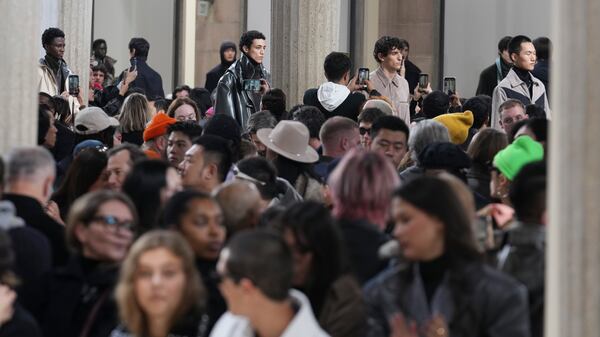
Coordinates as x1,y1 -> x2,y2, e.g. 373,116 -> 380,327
74,107 -> 119,135
493,135 -> 544,180
362,99 -> 394,115
143,113 -> 176,142
203,114 -> 242,147
433,111 -> 474,144
418,142 -> 471,170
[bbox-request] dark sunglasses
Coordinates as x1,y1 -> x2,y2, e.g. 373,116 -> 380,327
359,127 -> 371,135
91,215 -> 134,231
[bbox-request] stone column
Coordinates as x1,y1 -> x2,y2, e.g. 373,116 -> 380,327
59,0 -> 93,104
546,0 -> 600,336
0,0 -> 40,153
271,0 -> 341,108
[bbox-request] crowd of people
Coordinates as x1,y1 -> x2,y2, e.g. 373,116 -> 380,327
0,26 -> 551,337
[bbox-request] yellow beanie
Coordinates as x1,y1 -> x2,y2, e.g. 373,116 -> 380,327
433,110 -> 474,144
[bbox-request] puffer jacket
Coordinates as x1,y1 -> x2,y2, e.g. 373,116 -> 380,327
363,261 -> 530,337
214,53 -> 270,130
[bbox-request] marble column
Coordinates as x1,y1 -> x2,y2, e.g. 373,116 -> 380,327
59,0 -> 93,104
0,0 -> 40,153
271,0 -> 341,108
546,0 -> 600,336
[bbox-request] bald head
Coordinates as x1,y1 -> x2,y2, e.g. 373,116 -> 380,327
214,181 -> 263,235
319,116 -> 360,158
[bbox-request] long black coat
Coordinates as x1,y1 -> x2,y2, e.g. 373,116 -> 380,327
214,54 -> 270,130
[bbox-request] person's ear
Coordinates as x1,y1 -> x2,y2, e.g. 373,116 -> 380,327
74,224 -> 88,245
510,52 -> 517,63
377,52 -> 384,62
202,163 -> 218,181
242,45 -> 249,54
340,137 -> 349,151
239,278 -> 255,293
43,175 -> 54,201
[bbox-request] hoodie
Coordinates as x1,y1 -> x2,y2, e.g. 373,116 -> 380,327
205,41 -> 238,93
303,82 -> 366,121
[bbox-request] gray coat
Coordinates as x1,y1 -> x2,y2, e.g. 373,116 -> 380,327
363,262 -> 530,337
491,68 -> 551,129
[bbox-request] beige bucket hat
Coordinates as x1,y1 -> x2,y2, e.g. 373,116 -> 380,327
256,120 -> 319,163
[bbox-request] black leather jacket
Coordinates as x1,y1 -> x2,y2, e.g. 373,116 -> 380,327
214,53 -> 270,130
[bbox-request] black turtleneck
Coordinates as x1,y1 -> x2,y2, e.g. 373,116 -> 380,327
418,254 -> 448,306
512,66 -> 534,98
45,54 -> 65,92
240,53 -> 264,109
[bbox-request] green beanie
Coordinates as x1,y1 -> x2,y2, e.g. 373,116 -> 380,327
493,135 -> 544,180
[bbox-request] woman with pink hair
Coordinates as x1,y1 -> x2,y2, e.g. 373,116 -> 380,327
328,148 -> 400,284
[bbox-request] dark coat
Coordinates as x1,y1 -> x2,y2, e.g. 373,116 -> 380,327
531,60 -> 550,100
9,226 -> 52,317
214,53 -> 270,130
467,163 -> 492,201
119,58 -> 165,100
303,88 -> 366,121
195,259 -> 227,335
499,222 -> 545,337
205,42 -> 237,93
319,274 -> 367,337
476,58 -> 512,97
40,255 -> 120,337
364,261 -> 530,337
403,59 -> 422,94
337,218 -> 390,285
2,194 -> 69,266
0,303 -> 42,337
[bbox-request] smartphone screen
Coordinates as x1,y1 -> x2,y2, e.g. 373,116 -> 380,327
418,73 -> 429,88
358,68 -> 369,85
243,79 -> 261,92
68,75 -> 79,96
443,77 -> 456,95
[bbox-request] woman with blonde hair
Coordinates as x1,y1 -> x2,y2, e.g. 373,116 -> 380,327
118,93 -> 150,145
111,230 -> 208,337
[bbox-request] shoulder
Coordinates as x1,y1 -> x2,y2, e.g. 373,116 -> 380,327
210,312 -> 253,337
0,303 -> 41,337
363,265 -> 405,298
472,264 -> 527,300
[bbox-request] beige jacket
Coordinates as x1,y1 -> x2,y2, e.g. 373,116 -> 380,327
369,67 -> 411,125
38,61 -> 80,112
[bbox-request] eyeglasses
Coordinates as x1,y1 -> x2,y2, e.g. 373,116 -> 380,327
232,165 -> 267,186
359,127 -> 371,135
91,215 -> 134,232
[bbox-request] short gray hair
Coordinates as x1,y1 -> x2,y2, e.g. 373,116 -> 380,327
408,120 -> 450,163
246,111 -> 277,134
5,147 -> 56,184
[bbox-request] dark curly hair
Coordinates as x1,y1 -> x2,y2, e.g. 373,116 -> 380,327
42,27 -> 65,47
239,30 -> 266,52
373,36 -> 402,64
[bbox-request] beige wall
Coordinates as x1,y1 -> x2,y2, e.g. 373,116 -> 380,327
194,0 -> 243,89
378,0 -> 439,85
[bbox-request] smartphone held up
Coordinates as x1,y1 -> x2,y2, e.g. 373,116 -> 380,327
443,77 -> 456,96
68,75 -> 79,96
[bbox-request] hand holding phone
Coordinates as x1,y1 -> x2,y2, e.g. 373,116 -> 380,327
418,73 -> 429,92
443,77 -> 456,95
243,79 -> 261,92
68,75 -> 80,96
358,68 -> 369,86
